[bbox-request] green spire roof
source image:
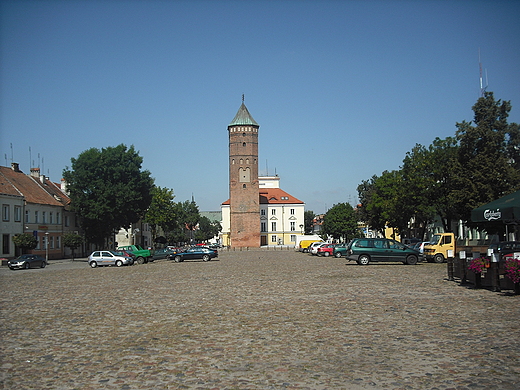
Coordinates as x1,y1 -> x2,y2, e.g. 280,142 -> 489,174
229,102 -> 259,127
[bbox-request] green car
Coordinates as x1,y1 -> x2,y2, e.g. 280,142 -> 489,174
332,243 -> 350,258
346,238 -> 420,265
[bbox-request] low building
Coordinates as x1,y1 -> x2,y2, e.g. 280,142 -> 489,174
221,176 -> 305,247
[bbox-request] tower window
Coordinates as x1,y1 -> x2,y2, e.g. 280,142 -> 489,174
243,184 -> 246,189
243,142 -> 246,147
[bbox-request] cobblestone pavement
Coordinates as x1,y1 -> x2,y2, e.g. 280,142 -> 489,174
1,250 -> 519,389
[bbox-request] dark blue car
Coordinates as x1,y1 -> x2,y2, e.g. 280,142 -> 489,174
168,247 -> 218,262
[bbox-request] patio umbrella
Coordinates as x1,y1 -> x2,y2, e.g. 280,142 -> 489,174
471,190 -> 520,223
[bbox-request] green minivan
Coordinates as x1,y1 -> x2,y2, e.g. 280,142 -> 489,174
346,238 -> 420,265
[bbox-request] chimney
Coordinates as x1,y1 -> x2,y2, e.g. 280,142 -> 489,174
11,162 -> 21,172
30,167 -> 40,178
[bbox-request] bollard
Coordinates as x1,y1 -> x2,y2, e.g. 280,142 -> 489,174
447,249 -> 454,281
489,250 -> 501,292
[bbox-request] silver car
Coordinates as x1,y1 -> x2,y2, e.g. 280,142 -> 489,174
88,251 -> 134,268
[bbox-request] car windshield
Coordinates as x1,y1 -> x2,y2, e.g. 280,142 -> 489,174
429,235 -> 442,245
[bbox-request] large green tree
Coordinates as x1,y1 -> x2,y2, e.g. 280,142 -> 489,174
62,233 -> 83,261
143,186 -> 177,244
455,92 -> 520,220
304,210 -> 315,234
194,216 -> 222,242
322,203 -> 359,242
63,144 -> 154,247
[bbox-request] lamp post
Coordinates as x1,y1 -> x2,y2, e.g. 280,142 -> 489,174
45,232 -> 49,262
300,224 -> 304,235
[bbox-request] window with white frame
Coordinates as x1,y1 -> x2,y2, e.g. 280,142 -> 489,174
35,211 -> 38,223
14,206 -> 21,222
271,209 -> 276,215
261,209 -> 266,216
56,212 -> 60,224
261,222 -> 267,232
290,234 -> 296,242
290,208 -> 295,215
271,235 -> 277,243
290,222 -> 296,231
42,212 -> 46,224
25,210 -> 29,223
50,236 -> 54,249
271,222 -> 276,231
56,236 -> 61,249
2,204 -> 9,221
49,212 -> 53,224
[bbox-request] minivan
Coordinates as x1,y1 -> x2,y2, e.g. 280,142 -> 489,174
346,238 -> 420,265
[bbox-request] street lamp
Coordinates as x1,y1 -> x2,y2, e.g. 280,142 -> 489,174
45,232 -> 49,262
300,224 -> 304,235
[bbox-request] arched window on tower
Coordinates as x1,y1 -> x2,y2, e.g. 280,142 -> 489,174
243,142 -> 246,147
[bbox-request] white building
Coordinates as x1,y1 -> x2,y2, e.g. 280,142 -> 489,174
221,176 -> 305,247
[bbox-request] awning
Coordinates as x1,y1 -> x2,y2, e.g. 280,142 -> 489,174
471,190 -> 520,223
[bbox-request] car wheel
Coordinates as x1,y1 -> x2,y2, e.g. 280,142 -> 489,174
174,255 -> 181,263
40,261 -> 46,268
136,257 -> 145,265
116,260 -> 123,267
90,261 -> 98,268
406,255 -> 418,265
202,254 -> 210,262
324,252 -> 330,257
24,262 -> 30,269
433,253 -> 445,263
358,255 -> 370,265
334,252 -> 342,258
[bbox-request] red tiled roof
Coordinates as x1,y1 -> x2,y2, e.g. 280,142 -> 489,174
0,166 -> 64,206
222,188 -> 303,205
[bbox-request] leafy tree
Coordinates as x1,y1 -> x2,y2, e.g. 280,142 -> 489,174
63,144 -> 154,247
304,210 -> 315,234
167,200 -> 200,245
62,233 -> 83,261
455,92 -> 520,220
322,203 -> 359,242
143,186 -> 177,245
12,233 -> 37,254
194,215 -> 222,242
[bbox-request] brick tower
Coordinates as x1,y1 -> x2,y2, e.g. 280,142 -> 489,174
228,98 -> 260,247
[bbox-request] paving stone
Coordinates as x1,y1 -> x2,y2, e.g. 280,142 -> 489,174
0,250 -> 519,389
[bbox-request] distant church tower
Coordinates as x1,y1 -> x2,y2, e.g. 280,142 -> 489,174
228,97 -> 260,247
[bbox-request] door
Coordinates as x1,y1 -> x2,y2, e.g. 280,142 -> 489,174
387,240 -> 407,262
372,239 -> 390,261
101,251 -> 115,266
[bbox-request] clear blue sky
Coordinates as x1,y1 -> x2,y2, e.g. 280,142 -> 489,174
2,0 -> 519,214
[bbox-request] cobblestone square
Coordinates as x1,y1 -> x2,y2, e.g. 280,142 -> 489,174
1,250 -> 519,389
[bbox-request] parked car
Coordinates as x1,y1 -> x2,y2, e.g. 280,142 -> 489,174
116,245 -> 151,264
333,243 -> 351,258
167,247 -> 218,262
309,242 -> 326,255
88,251 -> 134,268
317,244 -> 336,257
488,241 -> 520,260
8,254 -> 47,270
346,238 -> 420,265
151,248 -> 177,260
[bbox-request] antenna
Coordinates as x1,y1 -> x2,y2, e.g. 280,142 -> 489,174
479,48 -> 488,97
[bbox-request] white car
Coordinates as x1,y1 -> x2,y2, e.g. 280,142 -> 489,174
88,251 -> 134,268
310,242 -> 327,255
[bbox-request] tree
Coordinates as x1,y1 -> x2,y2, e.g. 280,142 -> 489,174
63,144 -> 154,247
167,200 -> 200,245
62,233 -> 83,261
143,186 -> 177,245
322,203 -> 359,242
456,92 -> 520,220
194,216 -> 222,242
304,210 -> 315,234
12,233 -> 37,254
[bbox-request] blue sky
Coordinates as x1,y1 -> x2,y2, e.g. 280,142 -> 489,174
2,0 -> 519,214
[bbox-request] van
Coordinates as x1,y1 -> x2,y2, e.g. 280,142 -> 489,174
299,239 -> 323,253
346,238 -> 420,265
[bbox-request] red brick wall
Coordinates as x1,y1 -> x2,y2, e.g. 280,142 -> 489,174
229,125 -> 260,247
